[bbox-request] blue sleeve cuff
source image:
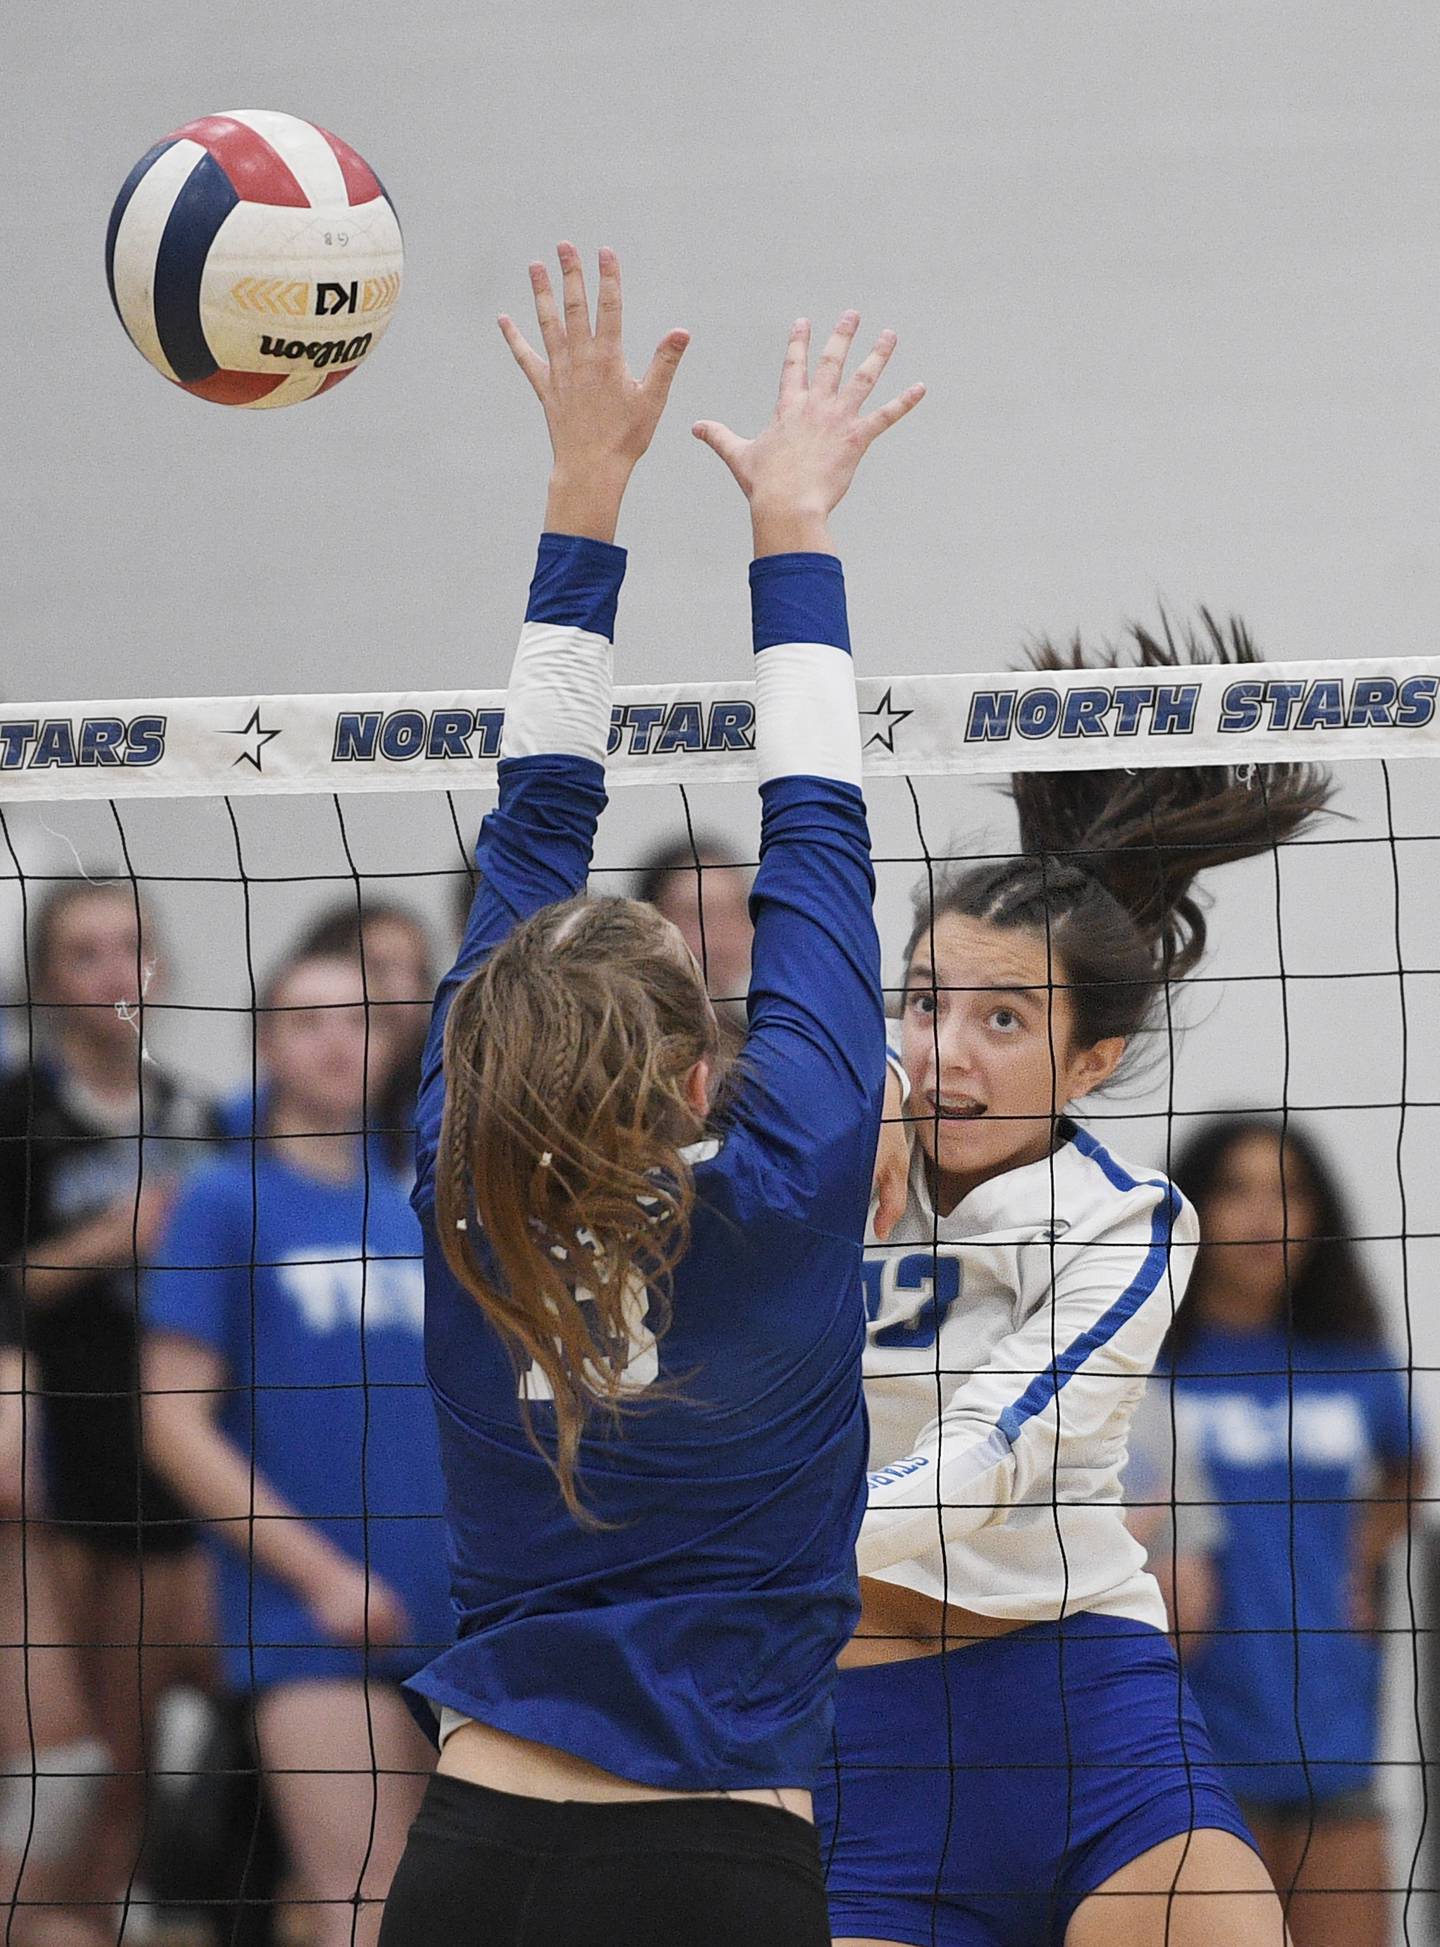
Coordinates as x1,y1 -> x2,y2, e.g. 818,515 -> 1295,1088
525,532 -> 628,638
749,551 -> 850,655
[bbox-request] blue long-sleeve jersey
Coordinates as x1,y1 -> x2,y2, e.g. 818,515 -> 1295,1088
406,533 -> 885,1791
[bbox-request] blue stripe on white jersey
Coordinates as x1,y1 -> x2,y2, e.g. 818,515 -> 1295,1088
1069,1123 -> 1155,1195
995,1131 -> 1183,1445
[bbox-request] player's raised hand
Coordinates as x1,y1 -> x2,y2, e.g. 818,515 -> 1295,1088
693,313 -> 923,550
499,244 -> 690,541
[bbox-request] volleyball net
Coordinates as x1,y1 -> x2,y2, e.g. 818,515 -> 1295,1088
0,648 -> 1437,1942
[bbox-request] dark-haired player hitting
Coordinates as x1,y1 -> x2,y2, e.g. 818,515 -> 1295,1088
378,248 -> 922,1947
820,638 -> 1329,1947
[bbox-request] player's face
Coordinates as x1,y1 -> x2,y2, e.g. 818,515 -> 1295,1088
361,913 -> 433,1052
652,862 -> 752,1020
1198,1130 -> 1320,1321
900,912 -> 1122,1209
43,892 -> 152,1048
262,958 -> 396,1130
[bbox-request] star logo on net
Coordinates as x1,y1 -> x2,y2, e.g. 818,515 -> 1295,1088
225,706 -> 283,772
860,687 -> 913,753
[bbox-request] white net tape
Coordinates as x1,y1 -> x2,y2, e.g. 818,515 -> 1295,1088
1,656 -> 1437,801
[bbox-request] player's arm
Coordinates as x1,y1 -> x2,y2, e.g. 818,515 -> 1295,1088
695,314 -> 924,1237
414,246 -> 689,1204
857,1183 -> 1198,1575
0,1081 -> 177,1306
1351,1364 -> 1426,1631
7,1184 -> 177,1308
144,1332 -> 409,1646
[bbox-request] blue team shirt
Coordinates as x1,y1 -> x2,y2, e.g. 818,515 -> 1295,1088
215,1079 -> 271,1142
1170,1323 -> 1416,1803
145,1148 -> 450,1691
406,538 -> 885,1790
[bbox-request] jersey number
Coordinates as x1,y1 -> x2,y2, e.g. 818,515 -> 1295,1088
861,1251 -> 963,1350
518,1270 -> 661,1402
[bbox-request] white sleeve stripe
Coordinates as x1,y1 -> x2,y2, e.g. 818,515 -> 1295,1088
753,641 -> 863,787
499,621 -> 614,764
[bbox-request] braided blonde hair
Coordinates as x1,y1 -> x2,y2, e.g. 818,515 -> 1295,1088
436,896 -> 719,1522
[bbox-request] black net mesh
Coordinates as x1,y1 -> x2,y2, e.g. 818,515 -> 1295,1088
0,726 -> 1434,1945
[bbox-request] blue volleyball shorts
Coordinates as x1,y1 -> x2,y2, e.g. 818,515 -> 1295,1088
814,1613 -> 1258,1947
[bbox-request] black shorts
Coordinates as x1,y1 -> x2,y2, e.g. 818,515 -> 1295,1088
379,1772 -> 830,1947
42,1385 -> 197,1557
35,1303 -> 197,1557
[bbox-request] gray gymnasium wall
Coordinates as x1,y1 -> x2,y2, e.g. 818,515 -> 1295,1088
5,4 -> 1440,1916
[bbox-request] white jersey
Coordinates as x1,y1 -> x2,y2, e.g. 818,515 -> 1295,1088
857,1122 -> 1198,1630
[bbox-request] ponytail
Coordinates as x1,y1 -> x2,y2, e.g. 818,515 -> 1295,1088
909,611 -> 1334,1055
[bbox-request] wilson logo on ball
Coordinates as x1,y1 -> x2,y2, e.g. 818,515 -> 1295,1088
258,334 -> 373,368
106,110 -> 402,409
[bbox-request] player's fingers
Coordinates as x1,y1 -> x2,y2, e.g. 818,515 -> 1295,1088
529,262 -> 565,362
639,328 -> 692,408
842,328 -> 897,409
871,1069 -> 910,1239
557,240 -> 592,342
497,314 -> 548,393
860,379 -> 927,445
873,1161 -> 907,1242
813,310 -> 860,396
777,319 -> 811,403
595,246 -> 623,344
692,419 -> 748,472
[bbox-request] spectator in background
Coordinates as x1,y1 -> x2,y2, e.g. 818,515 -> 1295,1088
142,940 -> 448,1947
1162,1115 -> 1421,1947
291,902 -> 434,1169
217,901 -> 435,1166
0,1327 -> 109,1946
634,836 -> 752,1055
0,882 -> 217,1921
1122,1376 -> 1222,1654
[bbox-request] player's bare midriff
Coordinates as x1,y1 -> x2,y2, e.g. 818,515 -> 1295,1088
839,1577 -> 1029,1668
437,1717 -> 814,1819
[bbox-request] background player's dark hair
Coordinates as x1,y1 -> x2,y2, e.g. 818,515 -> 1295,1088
293,897 -> 432,973
256,945 -> 360,1018
29,879 -> 152,997
905,613 -> 1334,1065
633,834 -> 748,912
1162,1114 -> 1384,1353
436,894 -> 719,1523
294,903 -> 369,961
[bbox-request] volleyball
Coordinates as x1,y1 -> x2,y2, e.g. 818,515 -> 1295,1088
105,110 -> 402,409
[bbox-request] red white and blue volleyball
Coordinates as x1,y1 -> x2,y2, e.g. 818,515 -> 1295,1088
106,110 -> 402,409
